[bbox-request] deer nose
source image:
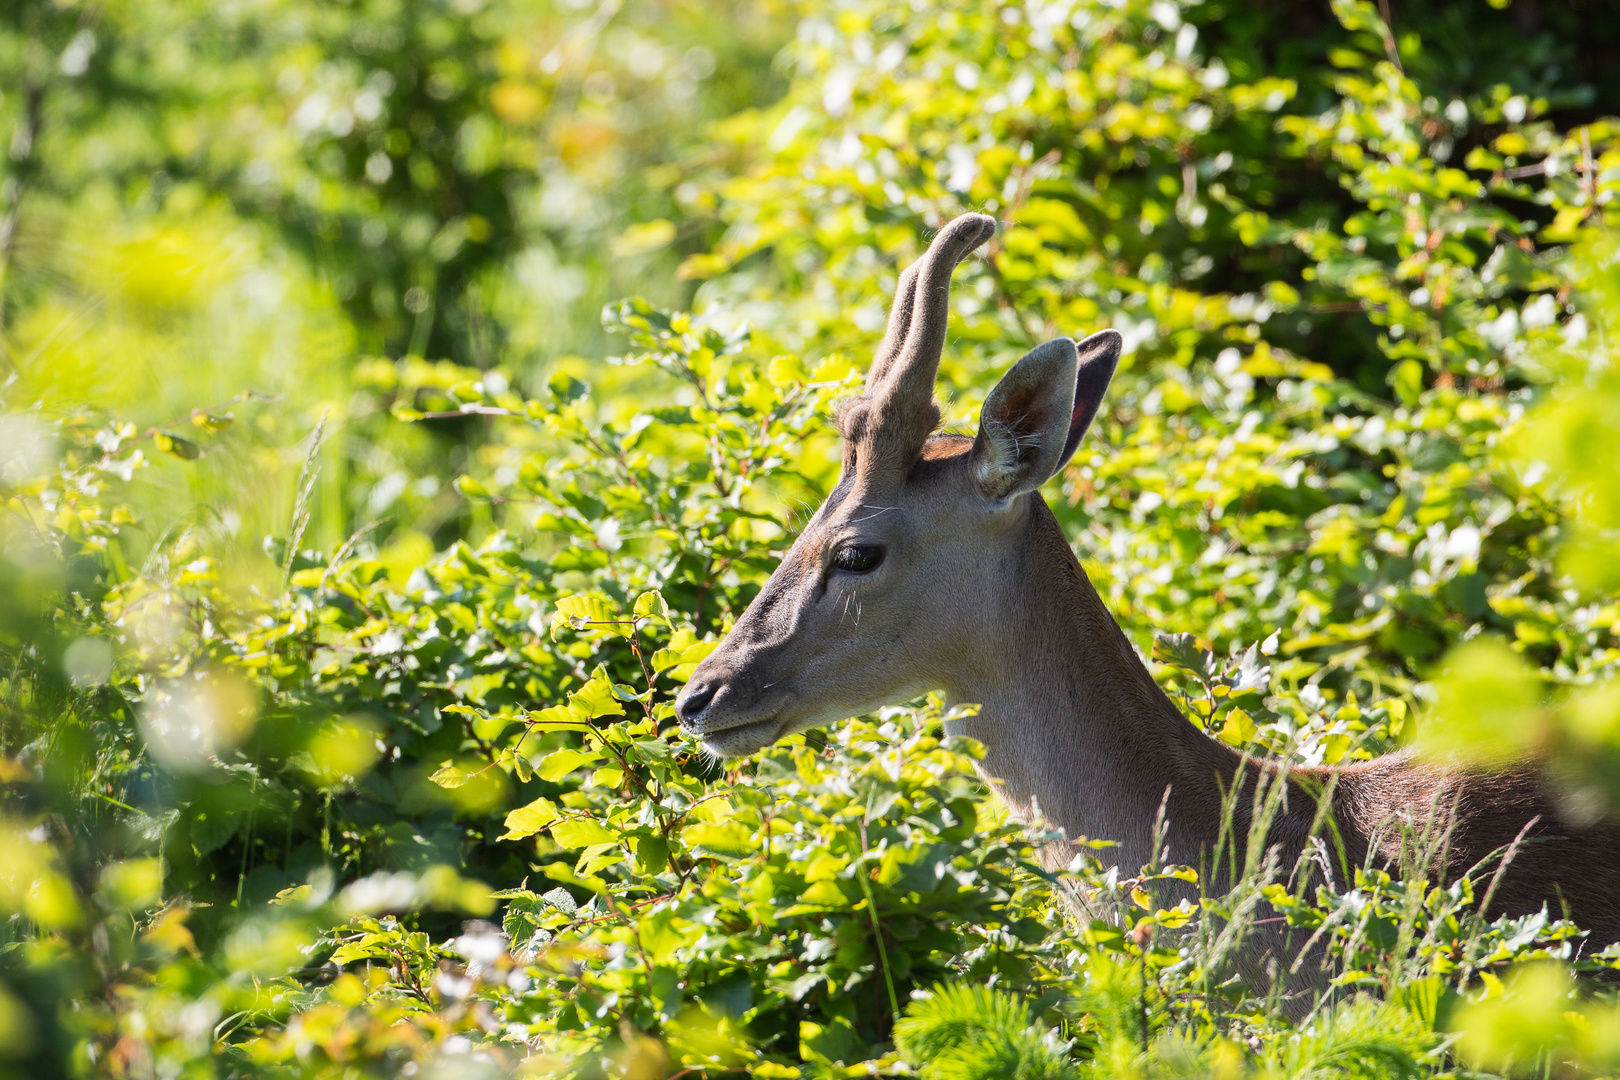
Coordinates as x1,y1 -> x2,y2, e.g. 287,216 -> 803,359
678,681 -> 718,726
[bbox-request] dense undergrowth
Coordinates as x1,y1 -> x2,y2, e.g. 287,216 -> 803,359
8,0 -> 1620,1076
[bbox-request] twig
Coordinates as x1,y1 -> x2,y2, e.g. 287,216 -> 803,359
856,817 -> 901,1029
1375,0 -> 1405,74
128,391 -> 281,451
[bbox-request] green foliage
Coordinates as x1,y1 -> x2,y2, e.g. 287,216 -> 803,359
5,293 -> 1616,1077
894,985 -> 1077,1080
8,0 -> 1620,1076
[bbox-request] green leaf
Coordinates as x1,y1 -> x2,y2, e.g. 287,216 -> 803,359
501,797 -> 559,840
537,748 -> 600,782
189,809 -> 241,857
683,820 -> 754,860
525,703 -> 590,730
430,763 -> 471,789
1153,632 -> 1213,680
1390,358 -> 1425,406
570,675 -> 625,718
578,848 -> 623,878
547,371 -> 588,403
454,475 -> 491,499
541,886 -> 578,915
651,638 -> 717,674
497,891 -> 556,956
550,594 -> 628,639
799,1017 -> 856,1066
190,411 -> 234,433
329,934 -> 394,967
632,589 -> 672,629
637,907 -> 691,964
631,737 -> 671,761
1218,708 -> 1258,747
550,818 -> 618,850
152,431 -> 202,460
635,835 -> 670,875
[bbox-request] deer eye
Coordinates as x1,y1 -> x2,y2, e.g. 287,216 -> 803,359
832,544 -> 884,574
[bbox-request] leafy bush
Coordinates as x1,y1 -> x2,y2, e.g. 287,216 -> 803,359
4,291 -> 1617,1077
8,0 -> 1620,1076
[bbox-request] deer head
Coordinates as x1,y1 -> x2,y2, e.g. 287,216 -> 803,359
675,213 -> 1122,758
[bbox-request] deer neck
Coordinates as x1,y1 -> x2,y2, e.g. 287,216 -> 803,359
943,495 -> 1244,875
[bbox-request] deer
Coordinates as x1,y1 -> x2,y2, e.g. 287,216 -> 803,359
672,212 -> 1620,983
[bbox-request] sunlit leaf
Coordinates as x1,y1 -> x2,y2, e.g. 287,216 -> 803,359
550,819 -> 618,850
152,431 -> 202,460
537,748 -> 600,782
501,797 -> 559,840
430,763 -> 471,789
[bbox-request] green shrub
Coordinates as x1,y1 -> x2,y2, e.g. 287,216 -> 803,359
7,0 -> 1620,1076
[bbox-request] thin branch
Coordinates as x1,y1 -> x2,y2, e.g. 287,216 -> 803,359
1375,0 -> 1405,75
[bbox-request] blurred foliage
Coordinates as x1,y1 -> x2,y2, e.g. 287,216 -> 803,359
8,0 -> 1620,1076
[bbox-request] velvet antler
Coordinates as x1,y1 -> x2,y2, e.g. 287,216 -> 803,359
839,213 -> 996,472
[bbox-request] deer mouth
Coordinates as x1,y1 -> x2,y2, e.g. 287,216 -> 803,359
694,699 -> 790,758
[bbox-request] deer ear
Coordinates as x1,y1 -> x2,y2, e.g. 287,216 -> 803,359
970,330 -> 1121,501
970,337 -> 1080,500
1056,329 -> 1122,467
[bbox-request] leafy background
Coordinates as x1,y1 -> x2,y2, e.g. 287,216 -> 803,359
5,0 -> 1620,1075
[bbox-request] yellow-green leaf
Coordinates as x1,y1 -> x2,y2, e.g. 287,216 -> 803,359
501,797 -> 559,840
683,820 -> 753,859
525,703 -> 589,729
551,818 -> 618,850
454,475 -> 491,499
190,411 -> 234,433
329,934 -> 394,966
550,594 -> 628,640
190,412 -> 234,433
570,675 -> 625,718
1218,708 -> 1257,747
632,589 -> 672,630
538,748 -> 600,782
609,218 -> 676,258
635,835 -> 670,876
430,763 -> 471,789
1320,732 -> 1352,765
153,431 -> 202,460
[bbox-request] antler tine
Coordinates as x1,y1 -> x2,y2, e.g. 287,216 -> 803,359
838,213 -> 995,470
876,213 -> 996,409
863,261 -> 922,393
